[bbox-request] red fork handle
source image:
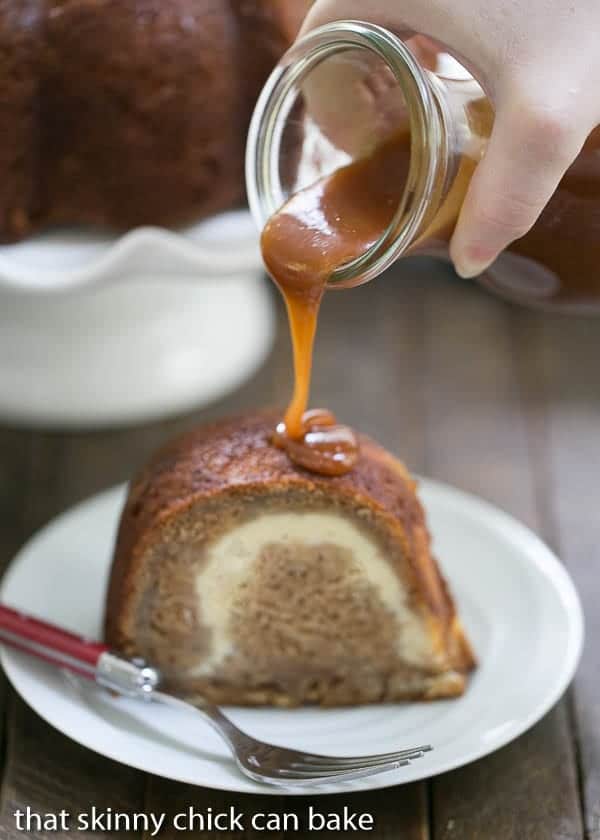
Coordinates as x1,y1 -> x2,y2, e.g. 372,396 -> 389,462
0,603 -> 108,680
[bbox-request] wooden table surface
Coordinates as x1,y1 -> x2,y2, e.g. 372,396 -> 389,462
0,258 -> 598,839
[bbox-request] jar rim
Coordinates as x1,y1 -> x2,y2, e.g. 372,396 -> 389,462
245,20 -> 444,288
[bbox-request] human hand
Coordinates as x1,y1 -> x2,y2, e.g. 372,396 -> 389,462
300,0 -> 600,278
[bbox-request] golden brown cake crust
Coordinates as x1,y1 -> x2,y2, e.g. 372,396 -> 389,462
105,411 -> 475,685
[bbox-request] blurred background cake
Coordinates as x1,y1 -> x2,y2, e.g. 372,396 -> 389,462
105,412 -> 475,706
0,0 -> 309,241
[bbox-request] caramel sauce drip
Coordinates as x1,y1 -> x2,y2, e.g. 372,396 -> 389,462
260,87 -> 600,477
261,132 -> 411,475
272,408 -> 359,476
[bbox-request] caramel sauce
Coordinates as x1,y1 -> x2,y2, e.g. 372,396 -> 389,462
261,99 -> 600,476
260,132 -> 411,475
272,408 -> 360,476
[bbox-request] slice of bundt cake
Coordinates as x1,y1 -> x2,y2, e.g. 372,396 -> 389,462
105,413 -> 474,706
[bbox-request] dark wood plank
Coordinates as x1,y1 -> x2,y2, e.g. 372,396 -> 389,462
0,429 -> 37,809
515,312 -> 600,840
143,778 -> 284,840
0,698 -> 146,839
421,269 -> 583,840
309,784 -> 429,840
143,778 -> 428,839
313,258 -> 428,467
0,431 -> 154,837
0,428 -> 34,573
433,705 -> 578,840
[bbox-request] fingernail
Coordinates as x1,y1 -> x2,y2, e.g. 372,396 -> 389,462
452,245 -> 497,279
454,259 -> 487,279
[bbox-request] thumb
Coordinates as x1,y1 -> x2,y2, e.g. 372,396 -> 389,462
450,95 -> 585,278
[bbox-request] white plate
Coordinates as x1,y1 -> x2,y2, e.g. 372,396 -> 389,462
0,480 -> 583,794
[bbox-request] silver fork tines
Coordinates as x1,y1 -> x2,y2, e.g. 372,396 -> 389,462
151,690 -> 432,787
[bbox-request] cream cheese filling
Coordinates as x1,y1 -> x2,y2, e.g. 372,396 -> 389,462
192,512 -> 435,676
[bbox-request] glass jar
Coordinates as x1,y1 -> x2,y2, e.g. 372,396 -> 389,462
246,20 -> 600,314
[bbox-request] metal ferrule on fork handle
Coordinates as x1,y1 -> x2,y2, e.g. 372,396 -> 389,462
0,603 -> 160,700
96,652 -> 160,699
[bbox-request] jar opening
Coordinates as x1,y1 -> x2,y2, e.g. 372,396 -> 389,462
246,21 -> 444,288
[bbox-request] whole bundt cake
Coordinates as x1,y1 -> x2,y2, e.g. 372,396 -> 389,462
105,412 -> 475,706
0,0 -> 309,241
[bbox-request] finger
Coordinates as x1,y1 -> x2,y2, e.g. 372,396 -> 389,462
300,0 -> 413,38
299,0 -> 486,81
450,95 -> 586,278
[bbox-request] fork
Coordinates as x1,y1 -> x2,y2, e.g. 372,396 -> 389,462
0,603 -> 432,786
